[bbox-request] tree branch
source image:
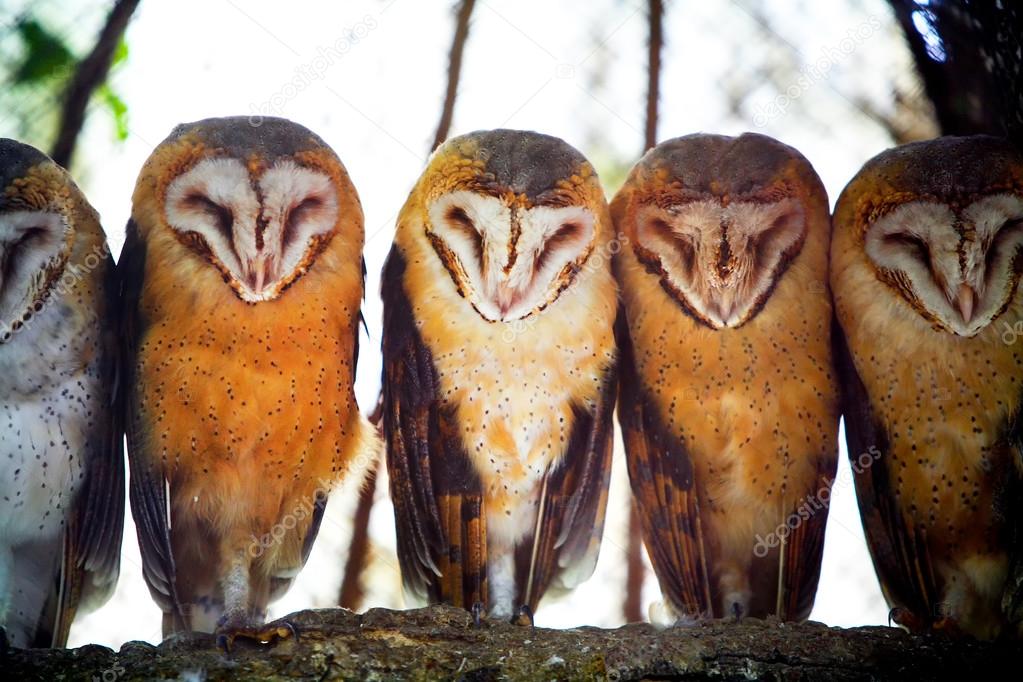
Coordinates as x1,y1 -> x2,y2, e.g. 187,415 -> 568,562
337,460 -> 379,609
624,0 -> 664,623
431,0 -> 477,152
10,606 -> 1022,680
50,0 -> 140,168
644,0 -> 664,151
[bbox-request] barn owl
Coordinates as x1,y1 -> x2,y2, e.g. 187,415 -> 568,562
382,129 -> 618,621
611,133 -> 839,621
0,139 -> 122,648
832,135 -> 1023,640
122,117 -> 378,649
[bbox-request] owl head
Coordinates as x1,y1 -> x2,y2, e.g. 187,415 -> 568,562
132,116 -> 361,303
834,135 -> 1023,337
611,133 -> 828,329
398,129 -> 610,322
0,139 -> 98,339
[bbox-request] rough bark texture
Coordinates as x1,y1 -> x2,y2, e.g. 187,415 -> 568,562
7,605 -> 1022,681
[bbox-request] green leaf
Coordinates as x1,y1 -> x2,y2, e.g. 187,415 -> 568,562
10,18 -> 76,85
98,84 -> 129,141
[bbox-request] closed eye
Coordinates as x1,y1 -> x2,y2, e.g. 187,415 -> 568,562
446,205 -> 482,260
536,222 -> 584,272
184,193 -> 233,239
15,227 -> 48,246
754,211 -> 804,264
646,216 -> 696,271
884,231 -> 930,259
986,217 -> 1023,270
284,195 -> 324,245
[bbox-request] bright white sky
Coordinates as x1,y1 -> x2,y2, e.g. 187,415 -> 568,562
5,0 -> 920,647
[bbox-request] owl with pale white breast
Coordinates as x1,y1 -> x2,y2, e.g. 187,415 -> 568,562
612,133 -> 839,621
382,129 -> 618,621
832,135 -> 1023,639
122,117 -> 378,649
0,139 -> 122,647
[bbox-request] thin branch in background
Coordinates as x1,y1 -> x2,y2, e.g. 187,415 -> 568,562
337,400 -> 383,609
624,0 -> 663,625
338,1 -> 478,611
644,0 -> 663,151
338,460 -> 380,609
431,0 -> 477,151
50,0 -> 140,168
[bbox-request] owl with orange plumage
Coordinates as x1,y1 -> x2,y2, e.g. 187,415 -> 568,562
832,135 -> 1023,639
611,133 -> 839,622
381,129 -> 618,621
121,117 -> 379,649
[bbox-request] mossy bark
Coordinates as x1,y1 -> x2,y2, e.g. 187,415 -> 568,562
6,605 -> 1022,680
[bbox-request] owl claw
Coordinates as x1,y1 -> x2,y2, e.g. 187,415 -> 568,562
888,606 -> 927,633
215,619 -> 296,653
512,604 -> 534,628
471,601 -> 485,628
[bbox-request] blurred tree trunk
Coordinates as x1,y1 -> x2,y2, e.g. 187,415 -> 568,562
51,0 -> 140,167
337,402 -> 381,610
623,0 -> 663,625
888,0 -> 1023,145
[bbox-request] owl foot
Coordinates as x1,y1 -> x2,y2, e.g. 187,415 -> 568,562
731,602 -> 744,623
471,601 -> 485,628
931,616 -> 963,637
512,604 -> 534,628
671,613 -> 703,628
215,618 -> 297,653
888,606 -> 927,633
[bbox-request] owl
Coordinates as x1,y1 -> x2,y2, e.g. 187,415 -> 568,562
0,139 -> 122,648
382,129 -> 618,621
831,135 -> 1023,639
122,117 -> 378,649
611,133 -> 839,621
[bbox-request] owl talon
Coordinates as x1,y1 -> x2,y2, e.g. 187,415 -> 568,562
471,602 -> 485,628
731,602 -> 743,623
512,604 -> 534,628
888,606 -> 927,633
932,616 -> 963,637
215,619 -> 296,653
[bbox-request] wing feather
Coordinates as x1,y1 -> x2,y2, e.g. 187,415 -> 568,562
51,250 -> 126,646
382,247 -> 486,608
118,219 -> 186,629
834,317 -> 938,622
515,344 -> 617,610
616,309 -> 713,618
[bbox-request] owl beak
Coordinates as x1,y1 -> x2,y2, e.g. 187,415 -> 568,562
245,254 -> 277,294
956,283 -> 976,324
495,286 -> 523,319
